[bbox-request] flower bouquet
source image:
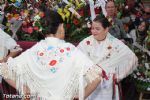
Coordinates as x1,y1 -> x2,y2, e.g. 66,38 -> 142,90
1,0 -> 52,41
132,63 -> 150,91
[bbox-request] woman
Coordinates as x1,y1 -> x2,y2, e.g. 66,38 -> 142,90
129,20 -> 149,45
77,15 -> 138,100
0,28 -> 22,63
0,28 -> 22,100
0,8 -> 103,100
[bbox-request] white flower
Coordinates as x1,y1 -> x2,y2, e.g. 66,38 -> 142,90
134,75 -> 137,78
147,87 -> 150,91
137,72 -> 140,76
34,15 -> 40,21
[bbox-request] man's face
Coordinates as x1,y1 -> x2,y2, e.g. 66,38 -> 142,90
106,1 -> 116,17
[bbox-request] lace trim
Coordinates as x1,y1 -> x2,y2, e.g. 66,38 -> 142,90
62,68 -> 80,100
0,62 -> 103,100
0,63 -> 16,81
84,65 -> 102,84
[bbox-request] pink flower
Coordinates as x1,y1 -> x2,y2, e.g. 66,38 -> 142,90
86,41 -> 90,45
33,26 -> 39,31
66,47 -> 70,51
27,27 -> 33,34
22,21 -> 27,26
60,49 -> 64,53
22,27 -> 28,33
39,52 -> 44,56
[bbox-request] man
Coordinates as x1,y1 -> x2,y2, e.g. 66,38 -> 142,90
105,1 -> 128,40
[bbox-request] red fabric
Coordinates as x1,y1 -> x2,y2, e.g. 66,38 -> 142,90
96,64 -> 108,80
0,82 -> 4,100
17,41 -> 79,51
113,74 -> 116,99
17,41 -> 37,52
1,79 -> 17,100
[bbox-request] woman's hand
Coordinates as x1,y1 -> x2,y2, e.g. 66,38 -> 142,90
73,96 -> 79,100
0,57 -> 7,63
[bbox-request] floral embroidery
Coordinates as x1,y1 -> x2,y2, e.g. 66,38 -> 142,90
66,53 -> 70,57
47,46 -> 53,50
49,60 -> 57,66
39,52 -> 44,56
66,47 -> 70,51
107,45 -> 112,49
36,44 -> 74,74
60,49 -> 64,53
86,40 -> 90,45
50,67 -> 56,73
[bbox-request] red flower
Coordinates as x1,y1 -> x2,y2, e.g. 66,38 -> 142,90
33,26 -> 39,31
60,49 -> 64,53
86,41 -> 90,45
66,47 -> 70,51
49,60 -> 57,66
39,12 -> 45,18
27,27 -> 33,34
66,24 -> 71,29
39,52 -> 44,56
73,19 -> 79,25
78,9 -> 84,17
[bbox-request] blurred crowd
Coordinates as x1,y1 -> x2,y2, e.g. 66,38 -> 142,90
122,0 -> 149,44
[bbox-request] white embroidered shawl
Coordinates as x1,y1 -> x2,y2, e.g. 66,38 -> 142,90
78,33 -> 138,100
0,28 -> 21,60
0,37 -> 102,100
78,33 -> 138,81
